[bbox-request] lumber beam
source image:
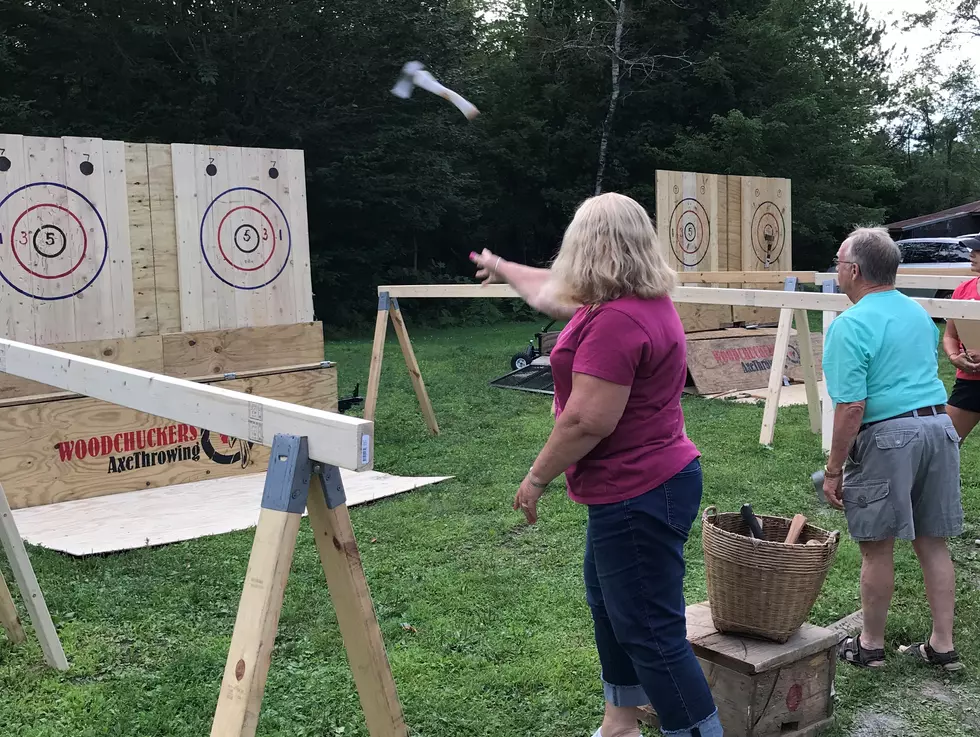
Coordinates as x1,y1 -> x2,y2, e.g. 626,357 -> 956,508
815,271 -> 972,290
0,339 -> 373,472
377,283 -> 980,321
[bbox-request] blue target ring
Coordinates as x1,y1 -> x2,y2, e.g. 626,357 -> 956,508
0,181 -> 109,301
200,187 -> 291,291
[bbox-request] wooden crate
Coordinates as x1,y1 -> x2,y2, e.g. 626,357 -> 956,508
0,362 -> 337,510
640,602 -> 837,737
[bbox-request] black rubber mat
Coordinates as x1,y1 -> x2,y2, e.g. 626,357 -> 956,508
488,364 -> 554,395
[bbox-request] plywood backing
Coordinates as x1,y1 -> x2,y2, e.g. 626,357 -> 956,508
0,322 -> 324,401
0,364 -> 338,510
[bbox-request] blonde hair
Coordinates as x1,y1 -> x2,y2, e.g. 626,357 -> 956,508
549,192 -> 676,304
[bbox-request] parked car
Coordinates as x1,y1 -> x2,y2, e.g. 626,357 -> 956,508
827,233 -> 979,298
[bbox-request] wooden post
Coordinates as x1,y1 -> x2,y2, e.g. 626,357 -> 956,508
759,278 -> 798,446
389,297 -> 439,435
0,482 -> 69,670
0,567 -> 26,644
364,292 -> 391,424
211,434 -> 406,737
794,308 -> 821,434
820,280 -> 839,453
307,467 -> 408,737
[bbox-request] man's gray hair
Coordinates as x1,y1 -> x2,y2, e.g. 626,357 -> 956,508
844,227 -> 901,285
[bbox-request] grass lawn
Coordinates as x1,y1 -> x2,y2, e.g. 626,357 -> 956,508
1,314 -> 979,737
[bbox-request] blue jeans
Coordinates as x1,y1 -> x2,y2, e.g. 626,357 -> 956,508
584,459 -> 722,736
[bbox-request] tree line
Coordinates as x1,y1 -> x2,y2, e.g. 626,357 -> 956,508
2,0 -> 978,334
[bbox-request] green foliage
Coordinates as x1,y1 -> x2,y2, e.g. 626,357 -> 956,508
0,0 -> 977,328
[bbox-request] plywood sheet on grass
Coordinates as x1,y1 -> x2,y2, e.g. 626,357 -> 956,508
10,470 -> 453,556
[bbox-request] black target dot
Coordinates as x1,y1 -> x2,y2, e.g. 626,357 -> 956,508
33,225 -> 68,259
233,224 -> 261,254
268,167 -> 279,179
206,163 -> 218,176
79,161 -> 94,176
0,156 -> 10,172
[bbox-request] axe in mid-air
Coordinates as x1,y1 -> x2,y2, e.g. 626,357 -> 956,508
391,61 -> 480,120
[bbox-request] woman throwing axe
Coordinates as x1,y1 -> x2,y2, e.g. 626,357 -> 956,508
471,192 -> 722,737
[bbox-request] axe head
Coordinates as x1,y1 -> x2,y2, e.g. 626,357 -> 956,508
391,60 -> 425,99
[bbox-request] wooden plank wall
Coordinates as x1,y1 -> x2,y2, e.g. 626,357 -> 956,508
0,364 -> 338,510
655,170 -> 794,330
0,322 -> 325,402
0,134 -> 315,347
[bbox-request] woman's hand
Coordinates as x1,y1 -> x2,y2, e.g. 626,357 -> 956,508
469,248 -> 505,285
950,351 -> 980,373
514,474 -> 547,524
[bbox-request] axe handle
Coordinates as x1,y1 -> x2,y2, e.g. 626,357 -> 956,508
413,71 -> 479,119
784,514 -> 807,545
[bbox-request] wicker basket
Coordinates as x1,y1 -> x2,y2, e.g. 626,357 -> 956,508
701,505 -> 840,643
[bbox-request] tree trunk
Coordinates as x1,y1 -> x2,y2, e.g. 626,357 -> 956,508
594,0 -> 625,196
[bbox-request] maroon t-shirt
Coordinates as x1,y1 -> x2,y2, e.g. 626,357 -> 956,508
550,295 -> 700,505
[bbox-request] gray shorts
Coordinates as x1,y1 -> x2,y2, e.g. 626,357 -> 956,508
842,413 -> 963,542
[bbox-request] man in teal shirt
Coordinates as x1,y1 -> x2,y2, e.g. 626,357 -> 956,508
823,227 -> 963,673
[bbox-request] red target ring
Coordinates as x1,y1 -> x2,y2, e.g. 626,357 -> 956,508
216,205 -> 277,272
10,203 -> 88,280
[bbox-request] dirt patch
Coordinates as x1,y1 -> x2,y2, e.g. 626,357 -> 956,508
920,679 -> 958,705
847,712 -> 908,737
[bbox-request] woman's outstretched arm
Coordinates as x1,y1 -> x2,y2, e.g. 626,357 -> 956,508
470,249 -> 581,320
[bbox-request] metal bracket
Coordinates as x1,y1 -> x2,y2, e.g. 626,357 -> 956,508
260,434 -> 313,514
378,291 -> 390,311
391,296 -> 400,311
822,279 -> 839,294
258,434 -> 347,512
783,276 -> 799,291
314,462 -> 347,509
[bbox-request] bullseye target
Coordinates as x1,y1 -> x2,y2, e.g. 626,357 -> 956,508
750,201 -> 786,268
0,181 -> 108,300
200,187 -> 291,290
667,198 -> 711,268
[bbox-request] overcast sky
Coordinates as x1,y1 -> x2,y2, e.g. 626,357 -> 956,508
856,0 -> 979,77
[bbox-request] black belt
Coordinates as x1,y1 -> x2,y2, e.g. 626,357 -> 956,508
860,404 -> 946,432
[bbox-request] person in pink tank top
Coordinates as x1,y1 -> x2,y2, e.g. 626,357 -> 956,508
470,193 -> 721,737
941,235 -> 980,444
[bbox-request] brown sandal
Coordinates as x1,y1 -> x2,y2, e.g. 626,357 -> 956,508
898,641 -> 964,672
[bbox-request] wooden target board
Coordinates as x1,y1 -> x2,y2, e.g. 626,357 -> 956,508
172,144 -> 313,333
733,176 -> 792,325
655,170 -> 733,331
655,170 -> 793,330
0,134 -> 135,344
